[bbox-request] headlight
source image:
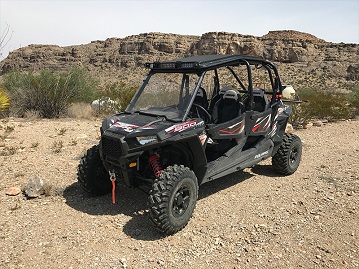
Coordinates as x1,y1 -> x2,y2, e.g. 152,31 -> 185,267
136,136 -> 158,145
101,118 -> 113,132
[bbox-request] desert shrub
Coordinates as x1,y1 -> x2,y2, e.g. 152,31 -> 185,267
0,88 -> 10,110
347,84 -> 359,116
0,88 -> 10,117
98,81 -> 138,113
290,88 -> 352,126
2,68 -> 98,118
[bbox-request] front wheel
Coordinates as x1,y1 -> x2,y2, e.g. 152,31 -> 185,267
272,133 -> 302,175
149,165 -> 198,235
77,145 -> 112,195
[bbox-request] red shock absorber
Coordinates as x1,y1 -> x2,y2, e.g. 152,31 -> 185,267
149,154 -> 163,178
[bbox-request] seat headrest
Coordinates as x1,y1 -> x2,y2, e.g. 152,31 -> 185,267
223,90 -> 238,101
219,87 -> 231,95
196,87 -> 205,97
253,88 -> 265,97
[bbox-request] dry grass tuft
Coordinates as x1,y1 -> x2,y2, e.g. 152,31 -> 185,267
24,110 -> 41,120
30,142 -> 39,148
51,140 -> 63,153
67,102 -> 94,119
57,127 -> 67,136
0,125 -> 15,140
0,146 -> 18,156
69,139 -> 77,146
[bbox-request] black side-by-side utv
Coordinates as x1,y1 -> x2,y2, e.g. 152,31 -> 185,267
78,54 -> 302,235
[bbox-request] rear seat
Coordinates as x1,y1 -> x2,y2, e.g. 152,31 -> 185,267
212,89 -> 244,123
252,88 -> 270,112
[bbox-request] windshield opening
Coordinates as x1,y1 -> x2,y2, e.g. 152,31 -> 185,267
127,72 -> 200,121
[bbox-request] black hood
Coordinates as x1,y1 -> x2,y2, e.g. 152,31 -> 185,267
104,113 -> 170,137
102,112 -> 205,141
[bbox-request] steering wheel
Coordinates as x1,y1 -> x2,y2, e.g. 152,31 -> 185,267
191,103 -> 212,124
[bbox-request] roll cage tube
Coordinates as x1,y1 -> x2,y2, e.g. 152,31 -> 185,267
126,72 -> 154,112
261,62 -> 283,106
243,60 -> 254,110
213,69 -> 220,96
181,72 -> 205,122
226,66 -> 247,91
224,60 -> 253,110
267,61 -> 282,94
178,74 -> 190,110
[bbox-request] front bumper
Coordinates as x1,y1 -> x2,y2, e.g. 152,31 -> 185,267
100,132 -> 142,187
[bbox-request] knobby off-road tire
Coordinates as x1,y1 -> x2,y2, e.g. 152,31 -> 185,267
149,165 -> 198,235
77,145 -> 112,196
272,133 -> 302,175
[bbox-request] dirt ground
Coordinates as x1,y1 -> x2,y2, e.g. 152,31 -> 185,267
0,117 -> 358,269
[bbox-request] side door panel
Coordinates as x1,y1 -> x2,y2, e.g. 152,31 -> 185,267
246,109 -> 272,136
206,113 -> 246,140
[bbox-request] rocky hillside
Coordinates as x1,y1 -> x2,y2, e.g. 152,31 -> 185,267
0,30 -> 358,90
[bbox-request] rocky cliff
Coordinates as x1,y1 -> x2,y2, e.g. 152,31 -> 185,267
1,30 -> 358,90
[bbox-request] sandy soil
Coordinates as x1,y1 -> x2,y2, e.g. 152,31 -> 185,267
0,117 -> 358,269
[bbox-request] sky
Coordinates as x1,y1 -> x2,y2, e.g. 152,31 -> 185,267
0,0 -> 358,59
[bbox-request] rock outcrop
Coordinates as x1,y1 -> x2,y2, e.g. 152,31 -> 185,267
0,30 -> 358,90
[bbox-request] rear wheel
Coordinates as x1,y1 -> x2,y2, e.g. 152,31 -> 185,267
77,145 -> 112,195
272,133 -> 302,175
149,165 -> 198,235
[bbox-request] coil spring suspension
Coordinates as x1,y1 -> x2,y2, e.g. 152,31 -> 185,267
149,154 -> 163,178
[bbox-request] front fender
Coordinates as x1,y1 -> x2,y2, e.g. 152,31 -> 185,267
186,136 -> 207,185
164,134 -> 207,185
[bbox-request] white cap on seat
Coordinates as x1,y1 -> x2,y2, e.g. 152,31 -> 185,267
223,89 -> 238,101
219,86 -> 231,95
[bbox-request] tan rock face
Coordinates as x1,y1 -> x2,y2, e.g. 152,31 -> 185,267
261,30 -> 326,43
0,30 -> 358,90
347,64 -> 359,81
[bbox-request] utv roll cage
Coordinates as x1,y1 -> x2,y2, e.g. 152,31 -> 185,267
143,54 -> 283,115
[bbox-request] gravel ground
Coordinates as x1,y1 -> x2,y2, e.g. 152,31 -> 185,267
0,117 -> 358,269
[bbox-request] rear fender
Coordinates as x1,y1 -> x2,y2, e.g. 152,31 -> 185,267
271,105 -> 292,154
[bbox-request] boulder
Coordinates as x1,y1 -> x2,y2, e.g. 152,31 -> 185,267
5,186 -> 22,196
24,176 -> 50,198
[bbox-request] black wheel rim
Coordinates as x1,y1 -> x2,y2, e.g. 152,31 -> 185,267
172,185 -> 191,217
290,145 -> 299,165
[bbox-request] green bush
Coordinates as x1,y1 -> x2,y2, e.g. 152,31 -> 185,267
99,81 -> 137,113
2,68 -> 98,118
289,88 -> 352,126
347,84 -> 359,116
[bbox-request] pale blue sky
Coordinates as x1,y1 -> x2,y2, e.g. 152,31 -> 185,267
0,0 -> 358,59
